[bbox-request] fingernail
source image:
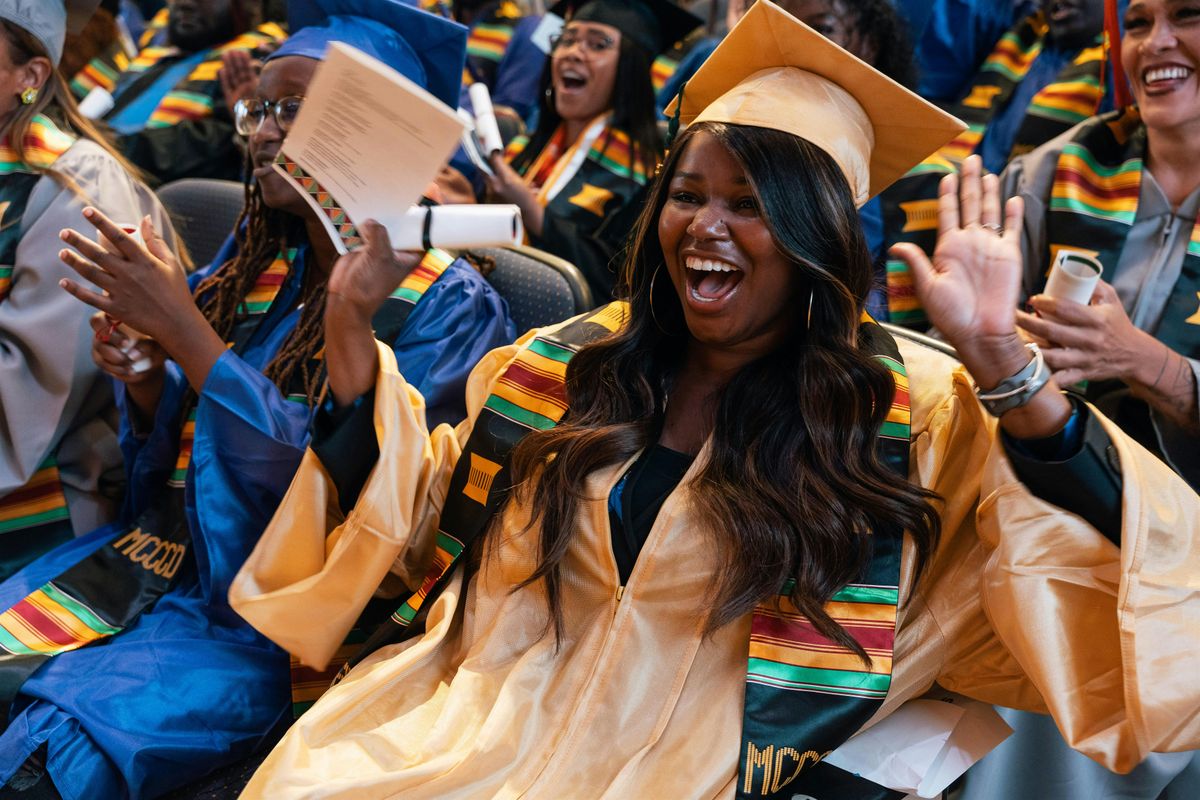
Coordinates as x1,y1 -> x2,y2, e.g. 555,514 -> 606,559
58,279 -> 68,288
83,208 -> 94,219
59,249 -> 69,260
59,230 -> 69,241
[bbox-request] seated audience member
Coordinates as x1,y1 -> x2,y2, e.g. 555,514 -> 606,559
484,0 -> 701,300
231,3 -> 1200,797
0,3 -> 514,797
962,2 -> 1200,794
102,0 -> 284,185
62,0 -> 134,102
880,0 -> 1112,327
443,0 -> 528,98
0,0 -> 176,580
1006,0 -> 1198,491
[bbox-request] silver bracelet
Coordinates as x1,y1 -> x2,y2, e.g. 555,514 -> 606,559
975,342 -> 1050,417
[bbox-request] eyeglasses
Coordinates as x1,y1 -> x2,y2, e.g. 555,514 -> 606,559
234,95 -> 305,136
549,30 -> 616,54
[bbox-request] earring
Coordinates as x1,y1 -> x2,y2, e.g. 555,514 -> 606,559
19,87 -> 37,105
544,86 -> 553,101
806,287 -> 814,331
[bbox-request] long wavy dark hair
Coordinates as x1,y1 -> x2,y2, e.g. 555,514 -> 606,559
506,122 -> 940,659
511,33 -> 660,180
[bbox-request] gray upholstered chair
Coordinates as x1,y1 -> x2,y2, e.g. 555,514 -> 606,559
470,245 -> 595,334
156,179 -> 246,270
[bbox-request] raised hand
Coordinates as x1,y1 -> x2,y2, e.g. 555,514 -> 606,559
59,208 -> 226,393
58,208 -> 198,346
888,155 -> 1025,348
325,220 -> 425,407
889,155 -> 1072,438
220,48 -> 260,118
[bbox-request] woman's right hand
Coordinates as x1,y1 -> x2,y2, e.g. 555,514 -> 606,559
325,220 -> 424,407
90,312 -> 166,420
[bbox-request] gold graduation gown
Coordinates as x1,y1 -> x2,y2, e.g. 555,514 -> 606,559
229,325 -> 1200,799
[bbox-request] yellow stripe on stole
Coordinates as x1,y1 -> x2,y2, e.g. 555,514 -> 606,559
749,641 -> 894,675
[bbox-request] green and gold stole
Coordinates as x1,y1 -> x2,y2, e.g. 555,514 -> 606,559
0,246 -> 454,712
942,12 -> 1108,164
69,39 -> 132,100
0,117 -> 78,575
1044,108 -> 1200,357
121,19 -> 286,129
327,304 -> 910,799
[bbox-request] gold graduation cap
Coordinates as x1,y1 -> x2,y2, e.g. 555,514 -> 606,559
664,0 -> 965,206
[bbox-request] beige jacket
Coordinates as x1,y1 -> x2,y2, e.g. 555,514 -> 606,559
230,326 -> 1200,799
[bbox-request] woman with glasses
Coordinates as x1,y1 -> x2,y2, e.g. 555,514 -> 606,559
484,0 -> 700,300
0,0 -> 177,583
0,2 -> 514,798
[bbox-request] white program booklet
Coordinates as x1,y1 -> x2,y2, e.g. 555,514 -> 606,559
273,41 -> 467,254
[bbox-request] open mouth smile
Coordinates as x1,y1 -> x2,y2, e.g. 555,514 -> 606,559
1143,64 -> 1194,92
684,256 -> 744,305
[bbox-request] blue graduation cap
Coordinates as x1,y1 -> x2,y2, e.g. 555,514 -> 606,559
270,0 -> 468,108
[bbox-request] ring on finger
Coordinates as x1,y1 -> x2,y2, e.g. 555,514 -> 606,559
981,222 -> 1002,234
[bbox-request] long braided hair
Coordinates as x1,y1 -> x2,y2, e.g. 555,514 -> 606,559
191,162 -> 329,405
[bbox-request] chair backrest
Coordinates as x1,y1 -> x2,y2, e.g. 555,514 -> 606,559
881,322 -> 960,360
472,245 -> 595,334
156,179 -> 246,269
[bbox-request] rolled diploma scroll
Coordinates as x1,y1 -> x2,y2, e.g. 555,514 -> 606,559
77,87 -> 115,120
469,83 -> 505,156
384,204 -> 524,250
1043,250 -> 1103,306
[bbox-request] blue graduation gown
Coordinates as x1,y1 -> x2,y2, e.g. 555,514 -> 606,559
0,239 -> 515,799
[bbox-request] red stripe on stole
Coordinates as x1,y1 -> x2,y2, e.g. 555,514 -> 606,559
752,611 -> 895,654
471,29 -> 510,46
1054,168 -> 1140,200
407,263 -> 441,285
9,597 -> 79,647
0,478 -> 63,507
499,361 -> 569,406
891,386 -> 910,410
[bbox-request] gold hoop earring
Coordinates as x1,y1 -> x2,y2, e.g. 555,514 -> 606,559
806,287 -> 814,330
19,87 -> 37,105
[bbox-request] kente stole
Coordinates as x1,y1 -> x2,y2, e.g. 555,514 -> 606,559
321,303 -> 910,800
942,12 -> 1108,164
0,247 -> 454,711
1044,108 -> 1200,358
506,123 -> 650,220
0,117 -> 78,571
69,40 -> 132,100
120,19 -> 285,128
465,0 -> 522,88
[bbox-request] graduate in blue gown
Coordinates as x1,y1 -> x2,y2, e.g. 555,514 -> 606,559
0,3 -> 515,797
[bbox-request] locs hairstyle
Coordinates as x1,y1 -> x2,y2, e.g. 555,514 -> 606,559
507,122 -> 940,659
510,34 -> 662,183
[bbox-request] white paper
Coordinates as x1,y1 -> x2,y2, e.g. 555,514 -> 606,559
276,42 -> 467,254
531,13 -> 564,55
822,691 -> 1012,798
469,83 -> 505,156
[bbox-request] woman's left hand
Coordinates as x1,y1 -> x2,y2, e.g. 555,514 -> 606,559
1017,281 -> 1151,386
58,208 -> 199,348
485,153 -> 544,237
